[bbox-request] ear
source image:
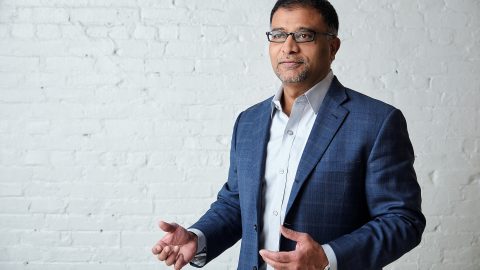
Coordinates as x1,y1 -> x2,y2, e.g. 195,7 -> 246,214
329,37 -> 341,61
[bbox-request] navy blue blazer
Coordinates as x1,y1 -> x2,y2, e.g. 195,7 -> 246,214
191,77 -> 426,270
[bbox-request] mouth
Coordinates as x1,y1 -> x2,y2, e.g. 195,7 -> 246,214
279,59 -> 304,64
278,60 -> 304,69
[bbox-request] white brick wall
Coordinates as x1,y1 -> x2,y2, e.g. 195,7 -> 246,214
0,0 -> 479,269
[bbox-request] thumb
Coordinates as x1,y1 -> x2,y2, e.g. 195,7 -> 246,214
280,225 -> 305,242
159,220 -> 179,233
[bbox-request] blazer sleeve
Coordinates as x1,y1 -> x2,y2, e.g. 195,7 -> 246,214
328,108 -> 426,269
189,112 -> 243,264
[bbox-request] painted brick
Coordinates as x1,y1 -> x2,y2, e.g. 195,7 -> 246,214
11,24 -> 35,38
0,0 -> 478,269
71,231 -> 120,247
0,56 -> 39,72
31,8 -> 69,24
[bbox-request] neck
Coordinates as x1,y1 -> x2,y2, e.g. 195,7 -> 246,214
280,84 -> 307,116
280,72 -> 329,116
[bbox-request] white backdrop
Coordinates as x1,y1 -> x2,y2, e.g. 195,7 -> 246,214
0,0 -> 479,269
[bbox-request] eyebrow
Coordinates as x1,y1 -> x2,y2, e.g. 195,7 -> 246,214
270,27 -> 316,32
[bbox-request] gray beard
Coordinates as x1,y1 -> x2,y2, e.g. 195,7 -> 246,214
275,65 -> 309,83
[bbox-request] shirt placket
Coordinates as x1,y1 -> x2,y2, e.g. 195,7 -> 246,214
267,99 -> 305,269
279,97 -> 307,223
271,99 -> 307,247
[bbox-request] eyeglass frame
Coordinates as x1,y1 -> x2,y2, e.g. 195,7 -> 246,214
266,30 -> 336,43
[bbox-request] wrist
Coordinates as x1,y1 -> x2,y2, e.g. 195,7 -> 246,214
188,231 -> 199,251
187,228 -> 206,254
318,243 -> 331,270
321,244 -> 337,270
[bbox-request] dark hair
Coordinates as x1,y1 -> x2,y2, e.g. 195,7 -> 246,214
270,0 -> 339,35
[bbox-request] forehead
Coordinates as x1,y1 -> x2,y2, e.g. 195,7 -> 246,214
270,7 -> 326,30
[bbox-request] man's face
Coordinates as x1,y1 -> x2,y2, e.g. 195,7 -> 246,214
269,7 -> 340,88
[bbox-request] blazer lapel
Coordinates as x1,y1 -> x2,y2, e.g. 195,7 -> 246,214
285,77 -> 349,214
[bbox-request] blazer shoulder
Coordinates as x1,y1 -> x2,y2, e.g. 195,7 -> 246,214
343,87 -> 397,116
239,96 -> 273,119
328,77 -> 398,118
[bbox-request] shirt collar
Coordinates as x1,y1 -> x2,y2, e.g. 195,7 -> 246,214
271,70 -> 334,117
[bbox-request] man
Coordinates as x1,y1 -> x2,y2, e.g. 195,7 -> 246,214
152,0 -> 426,269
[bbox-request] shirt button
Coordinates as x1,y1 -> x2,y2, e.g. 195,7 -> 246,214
253,224 -> 257,231
287,130 -> 293,135
279,169 -> 284,174
273,210 -> 278,216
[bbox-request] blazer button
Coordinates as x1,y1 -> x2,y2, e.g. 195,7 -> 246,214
253,267 -> 257,270
253,224 -> 257,231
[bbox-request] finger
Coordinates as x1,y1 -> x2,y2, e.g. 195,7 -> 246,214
152,243 -> 163,255
260,251 -> 289,269
165,246 -> 180,266
259,249 -> 292,263
153,238 -> 172,255
157,245 -> 172,261
280,225 -> 306,242
159,220 -> 179,233
174,253 -> 188,270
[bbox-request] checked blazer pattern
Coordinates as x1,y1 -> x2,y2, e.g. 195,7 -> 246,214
190,77 -> 426,270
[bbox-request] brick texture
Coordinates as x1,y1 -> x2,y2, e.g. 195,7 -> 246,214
0,0 -> 479,269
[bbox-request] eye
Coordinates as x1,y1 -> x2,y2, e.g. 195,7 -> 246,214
296,31 -> 314,41
271,31 -> 286,40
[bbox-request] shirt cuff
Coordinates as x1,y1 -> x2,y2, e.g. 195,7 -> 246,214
187,228 -> 207,267
322,244 -> 337,270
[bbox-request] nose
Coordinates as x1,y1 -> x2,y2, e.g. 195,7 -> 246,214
281,35 -> 299,54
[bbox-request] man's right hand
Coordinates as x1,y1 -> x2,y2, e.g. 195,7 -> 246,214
152,220 -> 198,270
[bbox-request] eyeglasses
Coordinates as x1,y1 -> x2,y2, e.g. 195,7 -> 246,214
266,30 -> 336,43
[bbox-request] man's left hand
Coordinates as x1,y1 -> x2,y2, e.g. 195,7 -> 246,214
259,225 -> 329,270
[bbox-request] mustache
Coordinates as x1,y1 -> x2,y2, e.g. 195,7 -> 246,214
277,58 -> 305,64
